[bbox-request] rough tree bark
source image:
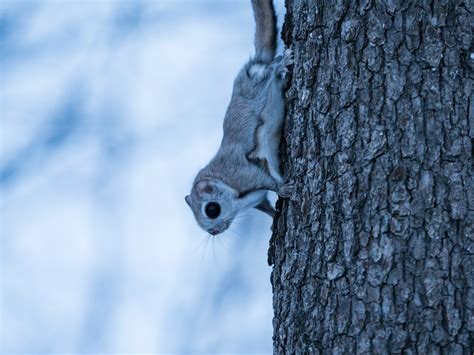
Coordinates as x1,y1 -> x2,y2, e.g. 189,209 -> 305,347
269,0 -> 473,353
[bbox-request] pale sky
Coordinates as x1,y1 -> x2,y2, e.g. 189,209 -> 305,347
1,0 -> 285,353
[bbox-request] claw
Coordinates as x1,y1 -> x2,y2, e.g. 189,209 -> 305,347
277,182 -> 295,198
283,48 -> 294,66
276,48 -> 294,81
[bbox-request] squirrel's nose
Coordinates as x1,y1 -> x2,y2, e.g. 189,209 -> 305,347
209,229 -> 220,236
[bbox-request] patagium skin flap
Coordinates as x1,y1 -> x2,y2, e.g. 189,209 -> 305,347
185,0 -> 294,235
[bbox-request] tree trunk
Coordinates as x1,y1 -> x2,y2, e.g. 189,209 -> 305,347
269,0 -> 473,353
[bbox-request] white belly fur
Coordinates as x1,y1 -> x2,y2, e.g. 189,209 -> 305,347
252,74 -> 285,184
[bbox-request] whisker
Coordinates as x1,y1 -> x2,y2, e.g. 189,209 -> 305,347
216,235 -> 232,249
211,235 -> 221,266
224,214 -> 252,223
215,236 -> 232,255
191,234 -> 210,255
199,234 -> 211,268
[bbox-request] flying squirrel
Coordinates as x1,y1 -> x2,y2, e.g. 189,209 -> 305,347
185,0 -> 293,235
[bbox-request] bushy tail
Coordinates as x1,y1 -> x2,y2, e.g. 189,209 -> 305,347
251,0 -> 277,62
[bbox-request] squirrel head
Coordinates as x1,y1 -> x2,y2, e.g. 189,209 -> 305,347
185,178 -> 239,235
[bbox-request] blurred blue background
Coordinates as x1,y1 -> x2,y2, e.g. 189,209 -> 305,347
0,0 -> 285,353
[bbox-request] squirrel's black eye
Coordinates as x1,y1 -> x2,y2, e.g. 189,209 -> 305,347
205,202 -> 221,219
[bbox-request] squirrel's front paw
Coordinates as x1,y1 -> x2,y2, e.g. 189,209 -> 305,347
283,48 -> 294,67
276,48 -> 294,80
277,182 -> 295,198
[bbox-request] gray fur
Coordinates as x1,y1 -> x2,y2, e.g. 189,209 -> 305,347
186,0 -> 292,235
252,0 -> 277,62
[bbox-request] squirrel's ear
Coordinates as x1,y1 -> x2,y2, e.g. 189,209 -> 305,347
185,195 -> 192,207
195,180 -> 214,196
